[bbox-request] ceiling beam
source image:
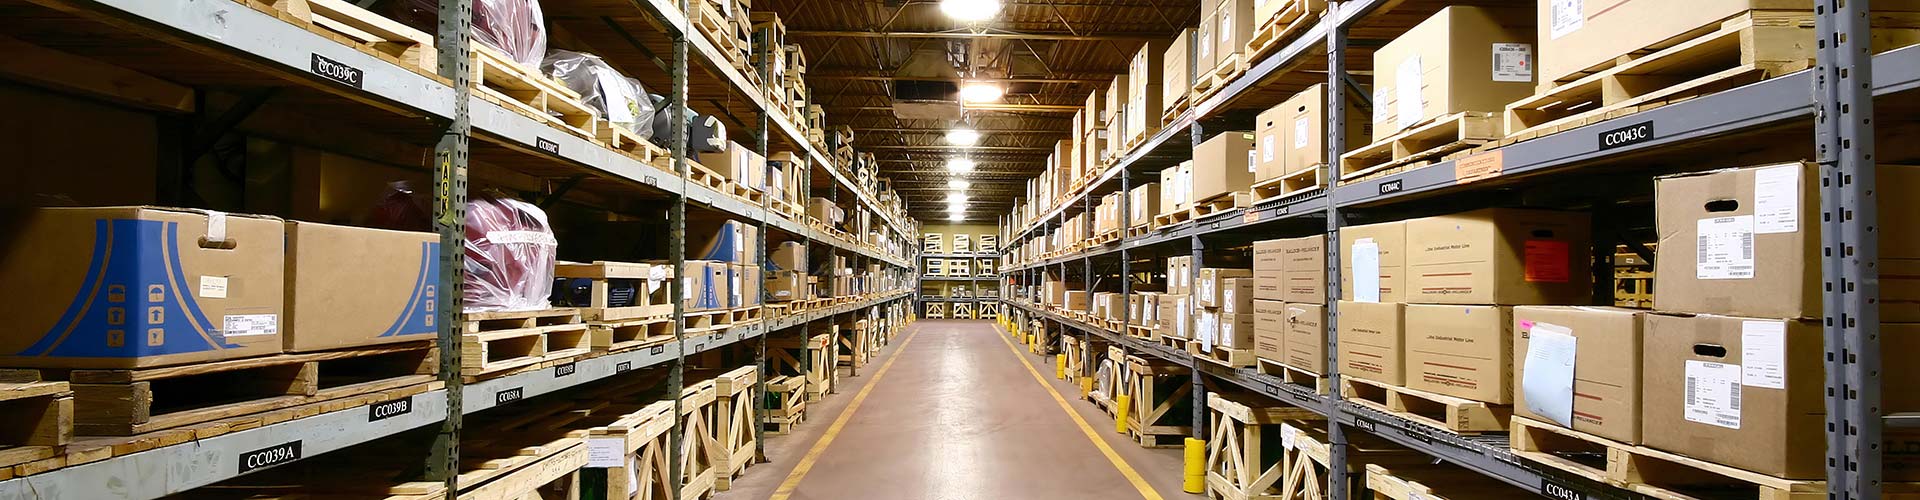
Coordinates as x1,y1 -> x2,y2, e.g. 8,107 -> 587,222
788,29 -> 1173,42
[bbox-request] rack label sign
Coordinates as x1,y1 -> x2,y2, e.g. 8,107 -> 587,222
239,441 -> 302,473
310,54 -> 362,88
1539,479 -> 1586,500
1598,121 -> 1654,151
536,138 -> 561,155
616,361 -> 633,373
495,387 -> 524,405
554,363 -> 577,377
1378,180 -> 1403,196
651,345 -> 666,355
368,396 -> 413,422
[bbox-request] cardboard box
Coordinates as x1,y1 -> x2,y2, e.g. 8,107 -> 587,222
1221,277 -> 1255,315
1280,235 -> 1325,303
1159,164 -> 1191,214
1277,84 -> 1369,177
698,141 -> 766,192
1198,0 -> 1218,67
809,198 -> 842,225
1194,308 -> 1219,350
1253,299 -> 1287,363
1192,132 -> 1256,203
1284,302 -> 1325,374
1218,311 -> 1255,350
1196,268 -> 1253,308
285,222 -> 437,352
1214,0 -> 1256,69
1164,28 -> 1194,107
1085,88 -> 1105,133
1537,0 -> 1813,85
1655,162 -> 1920,321
1168,256 -> 1194,294
1106,75 -> 1128,127
1406,208 -> 1591,305
772,241 -> 806,272
1405,304 -> 1512,403
681,260 -> 716,311
1252,239 -> 1285,300
1337,301 -> 1404,385
1513,306 -> 1643,443
1128,183 -> 1161,227
1065,291 -> 1090,311
1126,40 -> 1171,142
1370,6 -> 1534,140
766,270 -> 803,302
1340,220 -> 1406,302
0,207 -> 285,368
1158,293 -> 1189,334
711,262 -> 733,309
696,220 -> 759,264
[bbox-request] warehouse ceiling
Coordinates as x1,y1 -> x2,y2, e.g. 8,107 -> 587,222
757,0 -> 1200,223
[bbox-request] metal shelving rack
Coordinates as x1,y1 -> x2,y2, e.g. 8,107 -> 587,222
0,0 -> 917,497
998,0 -> 1895,498
915,250 -> 999,318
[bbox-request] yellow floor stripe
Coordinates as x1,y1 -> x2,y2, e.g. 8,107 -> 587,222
768,323 -> 923,500
991,327 -> 1167,500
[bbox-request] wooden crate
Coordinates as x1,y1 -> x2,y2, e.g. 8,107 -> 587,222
462,308 -> 590,377
554,261 -> 673,322
1125,355 -> 1192,448
594,401 -> 677,500
1204,392 -> 1323,500
703,366 -> 758,490
762,375 -> 806,435
246,0 -> 437,74
678,379 -> 719,500
1338,112 -> 1499,183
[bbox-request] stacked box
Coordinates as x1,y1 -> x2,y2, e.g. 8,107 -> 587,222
1369,6 -> 1534,141
1191,132 -> 1256,203
1164,28 -> 1195,108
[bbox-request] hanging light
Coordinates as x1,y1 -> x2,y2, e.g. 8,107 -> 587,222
948,179 -> 972,189
946,192 -> 969,203
958,82 -> 1004,103
945,128 -> 982,146
948,213 -> 966,221
947,158 -> 976,173
939,0 -> 1001,22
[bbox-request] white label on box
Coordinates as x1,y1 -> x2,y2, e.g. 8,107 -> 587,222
1294,117 -> 1311,149
1371,87 -> 1391,124
1741,320 -> 1788,389
1550,0 -> 1584,39
1262,135 -> 1276,162
1395,55 -> 1424,129
1753,165 -> 1800,234
1353,239 -> 1381,303
1219,13 -> 1232,44
1522,322 -> 1578,428
1247,150 -> 1257,173
1683,360 -> 1743,429
198,276 -> 229,299
1696,216 -> 1756,279
586,437 -> 624,467
1280,423 -> 1299,450
1491,43 -> 1533,82
222,314 -> 277,337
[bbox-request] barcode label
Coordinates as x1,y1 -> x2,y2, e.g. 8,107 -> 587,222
1696,216 -> 1756,279
1683,360 -> 1742,429
1491,43 -> 1532,82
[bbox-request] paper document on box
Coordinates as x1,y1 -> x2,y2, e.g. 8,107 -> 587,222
1522,322 -> 1577,427
1353,239 -> 1381,302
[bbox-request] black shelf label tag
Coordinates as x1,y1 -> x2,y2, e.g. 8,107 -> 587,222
616,361 -> 633,373
536,138 -> 561,155
239,441 -> 303,473
495,387 -> 524,405
1378,179 -> 1403,195
1598,121 -> 1654,151
368,396 -> 413,422
651,345 -> 666,355
1539,478 -> 1588,500
553,363 -> 577,377
310,54 -> 362,88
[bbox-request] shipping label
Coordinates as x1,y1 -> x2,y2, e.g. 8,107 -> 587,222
1683,360 -> 1743,429
1696,216 -> 1756,279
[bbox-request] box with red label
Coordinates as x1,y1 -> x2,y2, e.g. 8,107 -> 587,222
1405,208 -> 1590,305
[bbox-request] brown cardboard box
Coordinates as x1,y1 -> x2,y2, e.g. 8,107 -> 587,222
1405,304 -> 1512,403
285,222 -> 438,352
1280,235 -> 1325,304
1406,208 -> 1591,305
1253,299 -> 1287,363
1255,104 -> 1288,182
808,198 -> 842,225
1165,28 -> 1193,106
0,207 -> 285,368
1195,10 -> 1217,71
1284,302 -> 1325,374
1065,291 -> 1090,311
1159,163 -> 1194,214
1514,306 -> 1643,443
1168,256 -> 1195,294
1196,268 -> 1254,308
1214,0 -> 1257,70
772,241 -> 806,272
1340,220 -> 1406,302
1191,132 -> 1256,203
1337,301 -> 1404,384
1085,87 -> 1105,132
1158,294 -> 1189,334
1044,281 -> 1067,306
1084,130 -> 1110,173
1278,84 -> 1370,176
1129,183 -> 1161,227
1103,293 -> 1128,321
1221,277 -> 1255,315
698,141 -> 766,192
1655,162 -> 1920,321
710,262 -> 732,309
1537,0 -> 1802,85
1106,75 -> 1128,127
1370,6 -> 1534,140
1218,311 -> 1255,350
766,270 -> 803,302
1127,40 -> 1171,142
1253,239 -> 1285,300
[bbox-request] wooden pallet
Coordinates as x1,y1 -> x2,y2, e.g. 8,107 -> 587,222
588,315 -> 675,352
685,159 -> 728,191
1205,392 -> 1325,500
1089,230 -> 1121,246
1251,167 -> 1325,203
1508,417 -> 1888,500
0,371 -> 71,451
554,261 -> 673,322
1506,11 -> 1920,143
729,306 -> 763,324
1242,0 -> 1324,63
598,125 -> 668,164
1157,335 -> 1191,351
1125,324 -> 1159,341
1190,192 -> 1253,220
1191,53 -> 1243,102
1256,358 -> 1330,395
468,42 -> 597,140
1125,223 -> 1157,239
462,308 -> 590,377
769,197 -> 802,221
1191,343 -> 1258,368
683,309 -> 731,333
727,182 -> 766,205
1126,356 -> 1192,449
1338,111 -> 1500,183
1162,92 -> 1191,125
61,342 -> 436,436
1154,209 -> 1194,229
1365,463 -> 1537,500
254,0 -> 437,74
1340,377 -> 1508,434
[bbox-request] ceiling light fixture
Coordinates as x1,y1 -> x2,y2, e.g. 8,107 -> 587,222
939,0 -> 1001,22
945,128 -> 982,146
946,192 -> 969,202
946,201 -> 967,212
947,158 -> 976,173
947,179 -> 971,189
958,82 -> 1004,103
948,213 -> 965,221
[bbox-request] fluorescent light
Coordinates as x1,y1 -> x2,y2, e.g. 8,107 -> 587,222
946,192 -> 969,202
948,213 -> 965,221
947,158 -> 976,173
947,179 -> 972,189
958,82 -> 1003,103
939,0 -> 1000,21
945,128 -> 981,146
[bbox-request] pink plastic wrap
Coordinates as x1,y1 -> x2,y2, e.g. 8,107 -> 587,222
391,0 -> 548,69
366,181 -> 432,232
464,196 -> 558,312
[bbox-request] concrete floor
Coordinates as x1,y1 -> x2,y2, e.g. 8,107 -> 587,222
720,320 -> 1203,500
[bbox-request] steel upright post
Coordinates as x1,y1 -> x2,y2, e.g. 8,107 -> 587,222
1817,0 -> 1879,497
426,0 -> 471,494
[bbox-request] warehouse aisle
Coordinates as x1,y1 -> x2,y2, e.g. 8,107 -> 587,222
720,320 -> 1197,500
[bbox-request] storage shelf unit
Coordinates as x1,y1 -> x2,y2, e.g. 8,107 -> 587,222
999,0 -> 1897,498
0,0 -> 919,496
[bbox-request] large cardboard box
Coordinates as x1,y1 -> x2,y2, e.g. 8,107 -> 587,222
809,198 -> 842,226
1126,41 -> 1171,142
1340,220 -> 1406,302
1214,0 -> 1257,69
0,207 -> 285,368
1337,301 -> 1404,384
1284,302 -> 1325,374
698,141 -> 766,192
1085,88 -> 1105,132
682,260 -> 718,311
1196,268 -> 1253,308
1655,162 -> 1920,321
285,222 -> 437,352
1158,293 -> 1190,334
710,262 -> 733,309
1192,132 -> 1256,203
766,270 -> 803,302
1370,6 -> 1534,140
1065,291 -> 1090,311
1044,281 -> 1067,305
1102,293 -> 1128,321
1639,313 -> 1920,479
1164,28 -> 1194,107
1514,306 -> 1644,444
772,241 -> 806,272
1252,239 -> 1285,300
1280,235 -> 1325,303
1253,299 -> 1287,363
696,220 -> 759,264
1405,304 -> 1512,403
1159,164 -> 1190,214
1221,277 -> 1255,315
1218,311 -> 1255,350
1194,308 -> 1220,350
1168,256 -> 1195,294
1277,84 -> 1369,177
1128,183 -> 1161,227
1406,208 -> 1591,305
1536,0 -> 1800,85
1106,75 -> 1128,127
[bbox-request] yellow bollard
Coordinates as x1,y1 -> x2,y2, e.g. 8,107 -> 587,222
1183,438 -> 1206,493
1055,355 -> 1067,380
1113,395 -> 1132,434
1079,377 -> 1093,397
